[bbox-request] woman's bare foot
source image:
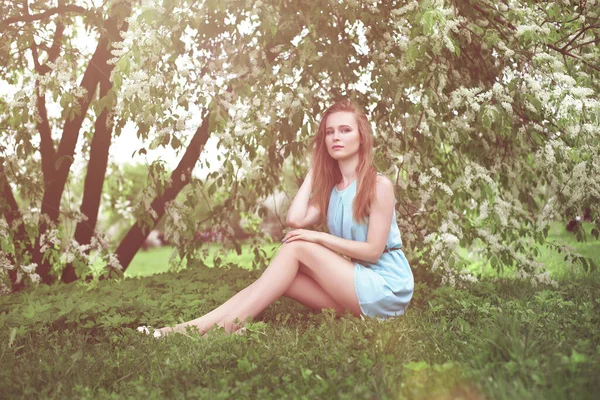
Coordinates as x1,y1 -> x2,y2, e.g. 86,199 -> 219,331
158,323 -> 202,337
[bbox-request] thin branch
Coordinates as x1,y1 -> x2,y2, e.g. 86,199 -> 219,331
562,26 -> 590,51
38,22 -> 65,75
547,43 -> 600,72
568,37 -> 600,52
35,83 -> 56,177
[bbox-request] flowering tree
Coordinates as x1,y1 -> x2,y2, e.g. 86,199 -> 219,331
1,0 -> 599,292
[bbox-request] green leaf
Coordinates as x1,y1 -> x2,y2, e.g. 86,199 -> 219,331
208,182 -> 217,196
113,72 -> 122,88
171,135 -> 182,150
481,105 -> 498,129
421,10 -> 436,35
139,9 -> 160,25
116,57 -> 131,74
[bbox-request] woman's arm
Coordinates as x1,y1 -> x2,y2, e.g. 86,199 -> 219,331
283,176 -> 395,264
286,168 -> 321,228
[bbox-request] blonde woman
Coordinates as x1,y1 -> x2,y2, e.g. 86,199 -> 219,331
138,99 -> 414,337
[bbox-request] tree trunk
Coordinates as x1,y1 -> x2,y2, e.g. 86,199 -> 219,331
61,77 -> 113,283
32,12 -> 130,284
0,161 -> 26,291
113,114 -> 210,273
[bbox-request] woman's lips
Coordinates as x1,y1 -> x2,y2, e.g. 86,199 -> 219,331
332,146 -> 343,150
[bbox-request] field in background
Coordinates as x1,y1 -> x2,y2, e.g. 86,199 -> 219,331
116,221 -> 598,279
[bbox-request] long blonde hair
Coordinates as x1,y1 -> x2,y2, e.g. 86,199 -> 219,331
310,99 -> 378,225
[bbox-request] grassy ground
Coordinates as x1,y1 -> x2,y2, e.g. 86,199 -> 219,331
118,242 -> 281,278
0,222 -> 598,399
125,222 -> 596,279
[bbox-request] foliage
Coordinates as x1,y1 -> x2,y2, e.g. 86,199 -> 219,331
0,255 -> 598,399
1,0 -> 600,288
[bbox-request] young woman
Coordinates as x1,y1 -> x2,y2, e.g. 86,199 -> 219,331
138,99 -> 414,338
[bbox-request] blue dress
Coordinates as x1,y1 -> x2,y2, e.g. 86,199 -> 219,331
326,176 -> 414,319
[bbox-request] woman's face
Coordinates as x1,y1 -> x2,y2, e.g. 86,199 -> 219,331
324,111 -> 361,161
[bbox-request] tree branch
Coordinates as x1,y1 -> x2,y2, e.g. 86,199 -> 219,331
114,112 -> 212,272
547,43 -> 600,72
38,22 -> 65,75
566,37 -> 600,53
35,83 -> 56,180
0,160 -> 26,291
1,4 -> 88,26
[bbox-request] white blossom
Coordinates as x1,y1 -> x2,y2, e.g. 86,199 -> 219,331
20,263 -> 37,274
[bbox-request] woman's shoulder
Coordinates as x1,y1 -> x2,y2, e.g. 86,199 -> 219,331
375,173 -> 393,187
373,173 -> 395,204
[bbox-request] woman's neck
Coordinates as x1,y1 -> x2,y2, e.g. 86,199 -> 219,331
337,157 -> 359,184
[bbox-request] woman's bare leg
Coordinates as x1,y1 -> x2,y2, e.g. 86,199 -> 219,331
158,241 -> 360,335
282,271 -> 346,313
159,281 -> 260,335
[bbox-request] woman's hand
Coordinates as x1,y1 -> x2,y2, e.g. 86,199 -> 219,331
282,229 -> 323,244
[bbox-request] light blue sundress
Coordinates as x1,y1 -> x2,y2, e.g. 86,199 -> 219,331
326,176 -> 414,319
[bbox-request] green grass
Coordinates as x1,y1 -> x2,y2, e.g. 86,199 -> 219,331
0,223 -> 598,399
460,221 -> 599,279
119,242 -> 281,278
117,222 -> 599,280
125,222 -> 599,280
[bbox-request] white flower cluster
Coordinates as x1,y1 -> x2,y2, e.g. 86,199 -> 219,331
475,200 -> 489,224
516,269 -> 558,288
113,196 -> 134,221
39,228 -> 62,254
0,277 -> 11,296
0,219 -> 9,241
20,263 -> 37,274
107,253 -> 123,271
440,264 -> 479,287
60,239 -> 93,265
417,164 -> 453,207
562,161 -> 597,207
516,24 -> 551,38
276,91 -> 303,113
132,185 -> 159,221
463,162 -> 497,193
0,251 -> 41,290
148,127 -> 173,150
493,198 -> 512,227
39,56 -> 74,90
424,212 -> 463,271
163,199 -> 192,249
390,2 -> 418,17
0,252 -> 14,271
536,197 -> 556,232
448,86 -> 488,114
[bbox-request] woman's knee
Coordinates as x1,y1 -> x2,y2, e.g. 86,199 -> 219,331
281,240 -> 313,257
